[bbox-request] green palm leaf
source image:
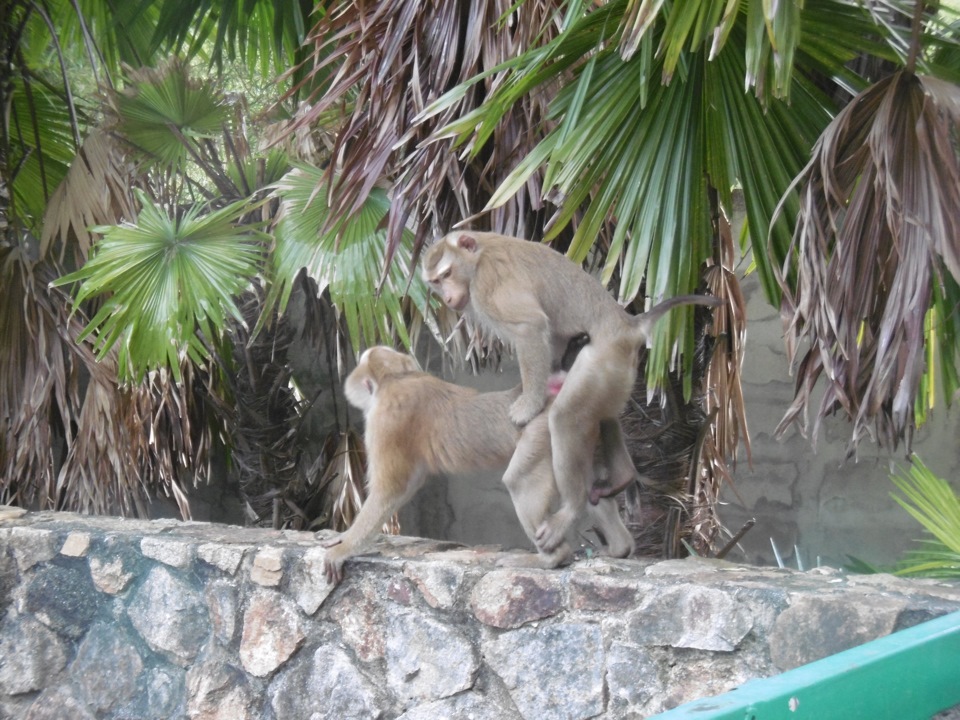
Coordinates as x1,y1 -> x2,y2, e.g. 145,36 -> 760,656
53,189 -> 266,381
114,62 -> 230,169
268,164 -> 432,352
891,456 -> 960,579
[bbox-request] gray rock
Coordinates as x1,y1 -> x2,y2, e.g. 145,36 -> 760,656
604,643 -> 662,716
89,555 -> 135,595
205,581 -> 239,645
141,536 -> 194,568
20,564 -> 101,638
268,644 -> 386,720
626,584 -> 754,651
470,569 -> 564,629
403,564 -> 467,609
483,623 -> 605,720
0,613 -> 68,695
122,666 -> 186,720
239,589 -> 306,677
59,532 -> 91,557
569,572 -> 644,611
329,584 -> 387,662
24,685 -> 94,720
290,547 -> 335,615
385,611 -> 479,704
128,566 -> 210,665
769,593 -> 905,670
397,670 -> 523,720
186,660 -> 256,720
5,527 -> 58,571
0,547 -> 16,613
197,542 -> 249,575
250,547 -> 284,587
70,622 -> 144,712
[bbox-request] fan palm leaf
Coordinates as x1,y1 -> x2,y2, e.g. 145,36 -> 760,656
150,0 -> 311,76
114,62 -> 232,172
53,190 -> 266,382
268,164 -> 433,353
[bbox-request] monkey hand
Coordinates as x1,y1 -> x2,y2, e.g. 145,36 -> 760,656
323,547 -> 347,585
509,393 -> 545,427
535,507 -> 577,554
318,533 -> 343,549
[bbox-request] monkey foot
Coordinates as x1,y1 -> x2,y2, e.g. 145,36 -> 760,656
509,394 -> 544,427
535,508 -> 577,554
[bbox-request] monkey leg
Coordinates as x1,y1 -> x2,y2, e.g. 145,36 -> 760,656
536,405 -> 599,553
590,418 -> 639,504
585,498 -> 634,559
321,467 -> 425,585
538,344 -> 634,553
500,417 -> 574,568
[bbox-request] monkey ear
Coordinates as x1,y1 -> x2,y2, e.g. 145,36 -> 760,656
456,234 -> 478,252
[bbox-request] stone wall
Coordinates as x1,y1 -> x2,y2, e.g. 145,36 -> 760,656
2,510 -> 959,719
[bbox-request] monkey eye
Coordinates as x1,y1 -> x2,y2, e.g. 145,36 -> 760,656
440,269 -> 451,280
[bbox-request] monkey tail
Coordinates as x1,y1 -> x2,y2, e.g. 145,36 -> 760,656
629,294 -> 721,342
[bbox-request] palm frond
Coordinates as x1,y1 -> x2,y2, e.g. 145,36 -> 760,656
776,70 -> 960,451
53,190 -> 266,382
150,0 -> 310,76
268,164 -> 433,354
40,129 -> 138,264
890,455 -> 960,579
113,61 -> 232,172
4,78 -> 77,234
275,0 -> 566,256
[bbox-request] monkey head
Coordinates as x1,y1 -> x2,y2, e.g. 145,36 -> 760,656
345,347 -> 420,413
422,233 -> 480,312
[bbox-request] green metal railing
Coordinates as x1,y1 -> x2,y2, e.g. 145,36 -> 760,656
651,610 -> 960,719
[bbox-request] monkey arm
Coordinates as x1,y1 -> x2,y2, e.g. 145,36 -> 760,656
503,310 -> 554,426
322,454 -> 427,585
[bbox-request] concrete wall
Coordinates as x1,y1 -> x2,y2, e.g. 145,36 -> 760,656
401,275 -> 960,570
718,275 -> 960,569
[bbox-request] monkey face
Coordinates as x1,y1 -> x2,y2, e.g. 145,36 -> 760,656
423,243 -> 473,312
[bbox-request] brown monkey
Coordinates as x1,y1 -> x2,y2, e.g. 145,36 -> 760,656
320,346 -> 633,584
422,230 -> 720,553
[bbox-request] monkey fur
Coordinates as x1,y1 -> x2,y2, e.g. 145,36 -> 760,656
423,231 -> 721,553
321,346 -> 634,584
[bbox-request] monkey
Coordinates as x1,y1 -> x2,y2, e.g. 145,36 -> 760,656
320,346 -> 634,584
422,230 -> 721,554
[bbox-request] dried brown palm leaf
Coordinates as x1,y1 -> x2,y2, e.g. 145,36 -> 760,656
0,249 -> 199,517
276,0 -> 563,261
311,428 -> 398,535
776,69 -> 960,453
40,129 -> 137,264
704,200 -> 752,470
